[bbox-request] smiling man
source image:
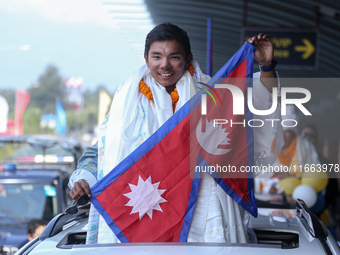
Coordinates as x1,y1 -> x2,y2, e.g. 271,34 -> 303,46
145,40 -> 192,93
69,23 -> 280,244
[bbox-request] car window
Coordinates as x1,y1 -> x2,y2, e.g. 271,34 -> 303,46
0,182 -> 58,224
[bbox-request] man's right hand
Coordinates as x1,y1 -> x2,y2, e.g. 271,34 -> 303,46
69,179 -> 91,200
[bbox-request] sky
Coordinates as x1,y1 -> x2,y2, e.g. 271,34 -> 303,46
0,0 -> 147,93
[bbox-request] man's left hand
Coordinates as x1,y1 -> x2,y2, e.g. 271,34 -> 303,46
248,33 -> 274,66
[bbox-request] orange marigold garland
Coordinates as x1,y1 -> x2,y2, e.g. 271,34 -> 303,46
278,137 -> 297,166
187,64 -> 194,76
139,65 -> 194,113
170,88 -> 179,112
139,79 -> 153,101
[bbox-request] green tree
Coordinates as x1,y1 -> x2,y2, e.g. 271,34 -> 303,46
27,65 -> 64,114
22,106 -> 43,134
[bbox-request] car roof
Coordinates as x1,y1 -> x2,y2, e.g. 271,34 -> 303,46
20,200 -> 340,255
0,167 -> 69,183
0,135 -> 83,167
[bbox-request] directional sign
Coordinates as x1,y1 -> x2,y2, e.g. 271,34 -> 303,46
242,28 -> 319,69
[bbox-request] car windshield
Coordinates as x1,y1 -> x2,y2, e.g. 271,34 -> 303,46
0,182 -> 58,224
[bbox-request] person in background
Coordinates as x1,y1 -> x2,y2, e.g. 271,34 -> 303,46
302,124 -> 339,235
27,219 -> 47,241
276,108 -> 320,179
256,106 -> 320,195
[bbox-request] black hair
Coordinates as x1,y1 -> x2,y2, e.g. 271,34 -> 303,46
303,124 -> 318,141
303,124 -> 318,135
27,219 -> 48,236
144,23 -> 192,59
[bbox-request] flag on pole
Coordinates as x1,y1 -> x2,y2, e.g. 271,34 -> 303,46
14,89 -> 30,135
56,100 -> 67,136
90,42 -> 256,242
98,90 -> 111,127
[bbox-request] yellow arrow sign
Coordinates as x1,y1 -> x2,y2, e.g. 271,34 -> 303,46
294,39 -> 315,59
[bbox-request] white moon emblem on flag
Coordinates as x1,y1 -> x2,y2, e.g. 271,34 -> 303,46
123,175 -> 167,220
196,117 -> 232,155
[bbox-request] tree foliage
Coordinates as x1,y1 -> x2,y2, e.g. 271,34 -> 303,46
23,106 -> 43,134
27,65 -> 64,114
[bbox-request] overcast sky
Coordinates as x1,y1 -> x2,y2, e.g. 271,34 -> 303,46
0,0 -> 146,93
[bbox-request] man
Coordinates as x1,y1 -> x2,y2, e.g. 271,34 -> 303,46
69,23 -> 281,243
256,107 -> 320,194
27,219 -> 47,241
277,112 -> 320,178
302,124 -> 338,213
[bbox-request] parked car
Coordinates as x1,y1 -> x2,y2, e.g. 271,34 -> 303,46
0,135 -> 84,254
0,135 -> 83,174
16,199 -> 340,255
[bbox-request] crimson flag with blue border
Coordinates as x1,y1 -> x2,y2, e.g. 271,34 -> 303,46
90,42 -> 257,243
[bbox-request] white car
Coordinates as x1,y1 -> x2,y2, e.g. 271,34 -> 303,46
16,199 -> 340,255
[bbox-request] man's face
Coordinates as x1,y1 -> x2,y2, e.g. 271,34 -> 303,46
144,40 -> 191,89
302,127 -> 317,146
283,130 -> 296,149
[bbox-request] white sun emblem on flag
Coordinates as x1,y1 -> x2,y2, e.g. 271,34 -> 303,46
196,117 -> 232,155
123,175 -> 167,220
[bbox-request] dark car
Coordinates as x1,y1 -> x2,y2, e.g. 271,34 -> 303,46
0,135 -> 83,174
0,135 -> 84,254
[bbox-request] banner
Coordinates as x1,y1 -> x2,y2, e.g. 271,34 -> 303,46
65,77 -> 82,111
0,95 -> 9,133
98,91 -> 111,127
14,89 -> 30,135
56,100 -> 67,136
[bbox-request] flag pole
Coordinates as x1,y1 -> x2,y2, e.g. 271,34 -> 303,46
206,17 -> 213,76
